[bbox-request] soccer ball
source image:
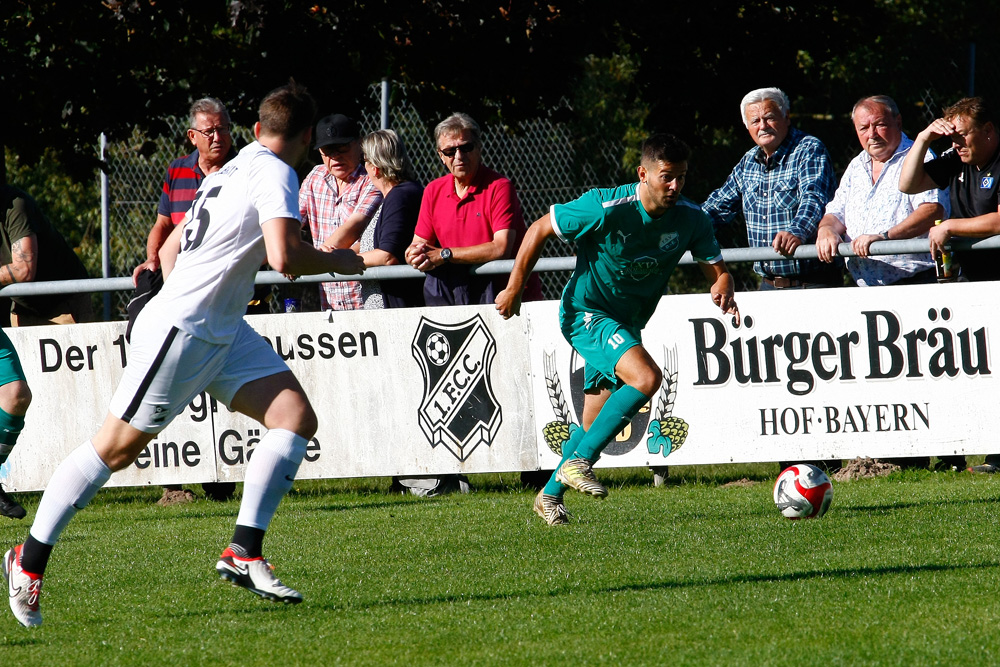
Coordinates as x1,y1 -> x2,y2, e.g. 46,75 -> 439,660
425,332 -> 451,366
773,464 -> 833,520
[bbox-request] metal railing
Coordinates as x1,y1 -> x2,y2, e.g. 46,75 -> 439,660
3,236 -> 997,301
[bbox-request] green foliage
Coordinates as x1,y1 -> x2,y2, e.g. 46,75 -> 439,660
568,53 -> 647,184
5,0 -> 1000,304
1,469 -> 999,664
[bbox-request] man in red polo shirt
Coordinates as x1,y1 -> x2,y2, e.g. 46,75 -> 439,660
405,112 -> 540,305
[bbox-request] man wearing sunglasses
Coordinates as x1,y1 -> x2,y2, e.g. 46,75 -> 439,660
299,113 -> 382,310
405,112 -> 540,305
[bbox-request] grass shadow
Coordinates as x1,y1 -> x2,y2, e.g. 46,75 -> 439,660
308,559 -> 1000,613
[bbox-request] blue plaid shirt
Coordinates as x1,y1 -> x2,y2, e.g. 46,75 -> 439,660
703,127 -> 836,278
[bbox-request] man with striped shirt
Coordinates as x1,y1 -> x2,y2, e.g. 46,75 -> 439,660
132,97 -> 237,283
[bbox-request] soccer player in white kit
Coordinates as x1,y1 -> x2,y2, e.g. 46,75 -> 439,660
2,81 -> 365,627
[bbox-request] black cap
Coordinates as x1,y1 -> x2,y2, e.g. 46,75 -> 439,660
314,114 -> 359,149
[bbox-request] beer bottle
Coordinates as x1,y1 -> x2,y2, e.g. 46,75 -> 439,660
934,220 -> 956,282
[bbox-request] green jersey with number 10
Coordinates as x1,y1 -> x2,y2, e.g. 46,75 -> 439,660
550,182 -> 722,331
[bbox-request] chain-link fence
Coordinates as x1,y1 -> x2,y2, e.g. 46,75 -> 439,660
103,82 -> 628,317
104,51 -> 999,316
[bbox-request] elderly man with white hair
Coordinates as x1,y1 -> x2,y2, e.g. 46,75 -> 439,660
703,86 -> 840,474
703,86 -> 841,290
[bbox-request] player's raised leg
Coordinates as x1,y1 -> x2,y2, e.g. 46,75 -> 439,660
215,368 -> 316,604
557,346 -> 661,498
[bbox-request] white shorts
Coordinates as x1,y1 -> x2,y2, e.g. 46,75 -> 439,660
109,315 -> 289,433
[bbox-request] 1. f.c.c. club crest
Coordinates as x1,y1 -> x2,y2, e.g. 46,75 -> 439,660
542,345 -> 689,458
411,315 -> 501,461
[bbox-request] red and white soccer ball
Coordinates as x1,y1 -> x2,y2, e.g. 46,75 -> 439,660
773,464 -> 833,519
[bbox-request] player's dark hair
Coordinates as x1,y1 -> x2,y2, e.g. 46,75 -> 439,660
641,133 -> 691,165
944,97 -> 994,128
259,79 -> 318,139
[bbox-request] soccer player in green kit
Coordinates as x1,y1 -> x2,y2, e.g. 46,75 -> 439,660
495,133 -> 740,524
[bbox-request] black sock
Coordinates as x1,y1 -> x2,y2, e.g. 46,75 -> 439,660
20,535 -> 53,576
229,525 -> 265,559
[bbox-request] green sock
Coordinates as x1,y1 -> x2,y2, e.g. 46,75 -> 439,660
0,406 -> 25,466
542,424 -> 584,497
572,385 -> 649,462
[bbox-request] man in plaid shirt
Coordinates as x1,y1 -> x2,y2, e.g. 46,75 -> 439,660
299,114 -> 382,310
703,87 -> 842,289
703,87 -> 842,474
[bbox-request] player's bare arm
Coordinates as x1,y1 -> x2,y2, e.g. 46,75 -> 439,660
262,217 -> 364,276
158,220 -> 185,280
701,260 -> 740,327
495,214 -> 555,319
0,234 -> 39,286
899,119 -> 952,194
132,213 -> 174,283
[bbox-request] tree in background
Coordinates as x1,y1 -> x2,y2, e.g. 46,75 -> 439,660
4,0 -> 1000,295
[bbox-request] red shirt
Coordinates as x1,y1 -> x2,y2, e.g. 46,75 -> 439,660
415,165 -> 526,248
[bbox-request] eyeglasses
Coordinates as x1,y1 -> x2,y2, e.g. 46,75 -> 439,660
438,142 -> 478,158
191,126 -> 231,139
320,143 -> 354,157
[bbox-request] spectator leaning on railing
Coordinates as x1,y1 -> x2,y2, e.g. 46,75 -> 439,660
899,95 -> 1000,473
405,112 -> 541,306
815,94 -> 949,471
130,97 -> 237,302
298,113 -> 382,311
0,184 -> 92,327
703,86 -> 841,474
357,129 -> 425,310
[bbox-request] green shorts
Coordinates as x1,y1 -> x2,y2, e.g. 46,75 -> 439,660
0,329 -> 26,388
559,307 -> 641,392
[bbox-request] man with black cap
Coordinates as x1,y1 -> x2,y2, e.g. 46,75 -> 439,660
299,113 -> 382,310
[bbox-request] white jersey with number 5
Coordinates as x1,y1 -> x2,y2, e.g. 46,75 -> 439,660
146,141 -> 299,344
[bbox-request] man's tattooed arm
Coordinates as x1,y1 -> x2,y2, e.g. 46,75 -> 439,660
1,236 -> 38,286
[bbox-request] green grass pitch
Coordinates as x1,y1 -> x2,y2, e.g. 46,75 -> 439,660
0,465 -> 998,665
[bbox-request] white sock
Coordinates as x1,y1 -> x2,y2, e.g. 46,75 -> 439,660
236,428 -> 307,530
29,441 -> 112,545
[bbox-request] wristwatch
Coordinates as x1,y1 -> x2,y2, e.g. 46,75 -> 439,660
880,231 -> 891,241
440,248 -> 453,263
